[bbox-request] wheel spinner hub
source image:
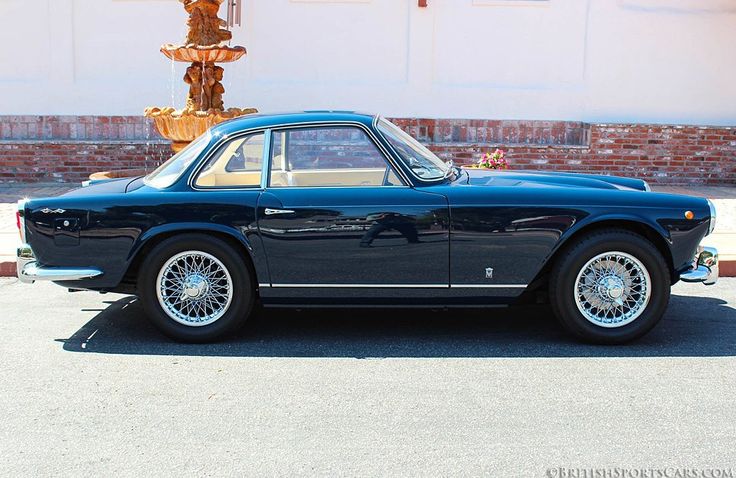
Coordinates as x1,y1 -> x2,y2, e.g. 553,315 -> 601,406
183,273 -> 209,299
598,275 -> 625,301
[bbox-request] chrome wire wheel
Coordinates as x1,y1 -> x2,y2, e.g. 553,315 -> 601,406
574,251 -> 652,328
155,250 -> 234,327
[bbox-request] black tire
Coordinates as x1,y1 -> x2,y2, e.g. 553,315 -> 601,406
549,229 -> 670,344
137,233 -> 255,343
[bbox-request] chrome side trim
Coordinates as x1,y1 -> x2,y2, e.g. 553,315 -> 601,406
270,283 -> 448,288
450,284 -> 528,289
266,283 -> 527,289
255,185 -> 410,191
17,244 -> 103,284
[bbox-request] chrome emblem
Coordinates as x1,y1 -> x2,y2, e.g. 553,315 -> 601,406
40,208 -> 66,214
485,267 -> 494,279
264,208 -> 296,216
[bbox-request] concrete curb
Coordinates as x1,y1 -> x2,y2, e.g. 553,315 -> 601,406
721,260 -> 736,278
1,261 -> 15,277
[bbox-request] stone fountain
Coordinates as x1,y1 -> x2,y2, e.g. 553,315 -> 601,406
144,0 -> 256,152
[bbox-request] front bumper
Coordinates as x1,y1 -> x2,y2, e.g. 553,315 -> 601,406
680,246 -> 718,285
17,244 -> 103,284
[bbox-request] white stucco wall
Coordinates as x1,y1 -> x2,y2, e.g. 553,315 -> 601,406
0,0 -> 734,124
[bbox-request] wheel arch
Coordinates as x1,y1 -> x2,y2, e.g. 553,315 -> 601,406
531,216 -> 676,288
122,224 -> 262,292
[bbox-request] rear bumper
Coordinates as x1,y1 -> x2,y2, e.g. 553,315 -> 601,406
679,246 -> 718,285
17,244 -> 103,284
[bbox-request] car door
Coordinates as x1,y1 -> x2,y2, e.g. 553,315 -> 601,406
256,124 -> 449,291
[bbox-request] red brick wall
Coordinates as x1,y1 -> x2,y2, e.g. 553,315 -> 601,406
393,119 -> 736,185
0,142 -> 171,183
0,115 -> 158,141
0,116 -> 734,185
0,116 -> 170,183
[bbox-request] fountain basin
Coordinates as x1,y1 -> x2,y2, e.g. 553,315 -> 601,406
144,107 -> 258,152
161,44 -> 246,63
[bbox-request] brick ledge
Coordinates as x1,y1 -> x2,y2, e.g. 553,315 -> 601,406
0,139 -> 169,145
430,142 -> 589,150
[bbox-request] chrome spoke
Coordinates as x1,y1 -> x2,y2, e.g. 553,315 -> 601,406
574,251 -> 651,328
156,250 -> 233,327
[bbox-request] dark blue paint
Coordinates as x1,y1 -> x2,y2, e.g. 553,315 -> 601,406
256,187 -> 449,287
21,112 -> 713,305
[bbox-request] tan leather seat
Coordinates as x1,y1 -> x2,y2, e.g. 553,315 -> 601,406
196,142 -> 391,187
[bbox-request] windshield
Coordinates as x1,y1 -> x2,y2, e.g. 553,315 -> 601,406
377,118 -> 449,181
144,132 -> 211,189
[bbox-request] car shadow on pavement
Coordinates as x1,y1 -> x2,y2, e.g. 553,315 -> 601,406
55,293 -> 736,358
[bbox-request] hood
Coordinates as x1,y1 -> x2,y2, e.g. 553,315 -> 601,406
462,169 -> 650,192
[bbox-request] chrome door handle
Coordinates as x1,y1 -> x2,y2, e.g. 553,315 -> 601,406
264,208 -> 295,216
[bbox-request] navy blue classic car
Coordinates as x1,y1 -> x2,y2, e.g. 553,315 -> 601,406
16,112 -> 718,343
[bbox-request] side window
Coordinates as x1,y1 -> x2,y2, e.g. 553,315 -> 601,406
269,126 -> 403,187
194,132 -> 264,188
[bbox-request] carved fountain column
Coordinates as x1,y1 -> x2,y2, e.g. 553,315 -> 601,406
145,0 -> 257,152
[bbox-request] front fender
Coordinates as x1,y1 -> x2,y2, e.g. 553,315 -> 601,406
537,208 -> 707,282
555,211 -> 672,253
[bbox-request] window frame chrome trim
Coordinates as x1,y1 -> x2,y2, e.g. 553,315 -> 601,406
264,121 -> 410,189
374,116 -> 450,186
187,120 -> 412,191
188,129 -> 269,190
260,128 -> 272,190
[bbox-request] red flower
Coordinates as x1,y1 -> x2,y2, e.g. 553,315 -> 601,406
477,149 -> 508,170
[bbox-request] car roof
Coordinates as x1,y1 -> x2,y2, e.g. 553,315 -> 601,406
212,111 -> 378,135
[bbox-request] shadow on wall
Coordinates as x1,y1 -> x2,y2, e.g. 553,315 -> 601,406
55,293 -> 736,358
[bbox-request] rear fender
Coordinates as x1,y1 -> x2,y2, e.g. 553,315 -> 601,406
127,222 -> 268,284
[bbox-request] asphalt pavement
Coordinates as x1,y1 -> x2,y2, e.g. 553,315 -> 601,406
1,277 -> 735,476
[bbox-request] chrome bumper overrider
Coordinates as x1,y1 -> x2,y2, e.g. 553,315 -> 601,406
680,246 -> 718,285
16,244 -> 103,284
